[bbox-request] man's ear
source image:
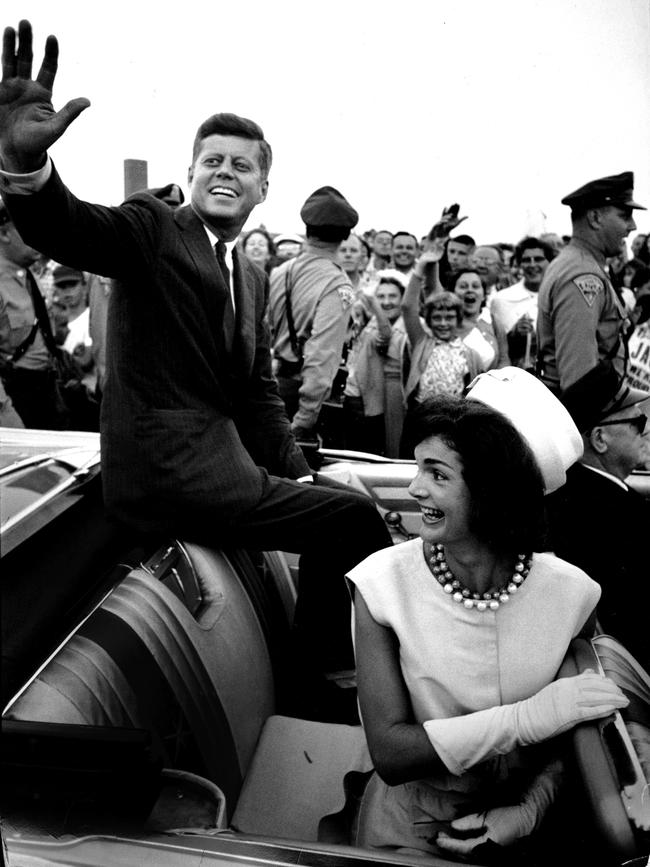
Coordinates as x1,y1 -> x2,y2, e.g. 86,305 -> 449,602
187,164 -> 194,187
588,426 -> 609,454
259,179 -> 269,204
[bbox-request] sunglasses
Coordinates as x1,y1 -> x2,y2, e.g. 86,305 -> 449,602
597,413 -> 647,435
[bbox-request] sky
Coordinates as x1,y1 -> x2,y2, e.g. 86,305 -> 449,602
4,0 -> 650,246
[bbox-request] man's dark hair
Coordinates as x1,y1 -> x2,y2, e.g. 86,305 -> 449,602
192,113 -> 272,178
514,236 -> 555,265
409,395 -> 545,554
392,231 -> 418,246
448,234 -> 475,248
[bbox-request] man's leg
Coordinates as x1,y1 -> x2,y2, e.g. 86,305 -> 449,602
187,472 -> 392,672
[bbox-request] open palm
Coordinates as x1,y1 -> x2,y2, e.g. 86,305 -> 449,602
1,20 -> 89,171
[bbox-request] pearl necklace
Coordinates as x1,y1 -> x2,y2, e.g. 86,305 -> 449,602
427,543 -> 532,611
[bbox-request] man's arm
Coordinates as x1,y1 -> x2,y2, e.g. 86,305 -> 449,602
0,20 -> 89,173
291,282 -> 349,433
551,276 -> 606,390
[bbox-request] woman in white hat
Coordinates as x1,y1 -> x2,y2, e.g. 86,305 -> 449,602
347,370 -> 628,862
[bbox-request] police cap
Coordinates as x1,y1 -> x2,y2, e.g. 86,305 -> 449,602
561,171 -> 646,211
561,361 -> 650,432
300,186 -> 358,229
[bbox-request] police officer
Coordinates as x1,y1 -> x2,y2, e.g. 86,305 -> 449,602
537,171 -> 646,393
269,186 -> 357,442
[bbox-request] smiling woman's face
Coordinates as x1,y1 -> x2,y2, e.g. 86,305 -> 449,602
453,271 -> 485,315
409,434 -> 473,547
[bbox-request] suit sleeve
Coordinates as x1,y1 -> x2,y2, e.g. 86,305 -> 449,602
2,164 -> 160,279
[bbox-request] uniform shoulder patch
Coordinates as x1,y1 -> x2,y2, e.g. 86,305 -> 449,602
337,284 -> 355,310
573,274 -> 604,307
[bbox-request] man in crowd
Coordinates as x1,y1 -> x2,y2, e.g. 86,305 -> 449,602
470,244 -> 503,306
269,186 -> 356,443
545,361 -> 650,669
537,171 -> 645,393
273,233 -> 304,263
391,231 -> 418,281
0,21 -> 391,689
445,233 -> 475,276
0,201 -> 61,428
491,236 -> 554,370
363,229 -> 393,286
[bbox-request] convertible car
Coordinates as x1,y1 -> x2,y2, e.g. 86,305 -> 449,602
1,427 -> 649,867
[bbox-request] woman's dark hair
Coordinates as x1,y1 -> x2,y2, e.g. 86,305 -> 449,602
409,394 -> 545,554
423,291 -> 463,327
242,228 -> 276,256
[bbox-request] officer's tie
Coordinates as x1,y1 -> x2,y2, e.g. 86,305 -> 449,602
215,240 -> 235,352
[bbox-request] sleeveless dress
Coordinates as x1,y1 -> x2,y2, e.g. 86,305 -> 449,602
347,539 -> 600,858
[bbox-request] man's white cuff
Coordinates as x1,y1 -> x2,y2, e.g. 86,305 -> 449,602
0,156 -> 52,194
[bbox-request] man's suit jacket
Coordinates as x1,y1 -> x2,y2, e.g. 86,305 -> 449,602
545,462 -> 649,669
5,167 -> 308,534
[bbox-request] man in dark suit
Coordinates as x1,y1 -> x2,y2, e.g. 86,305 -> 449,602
545,361 -> 650,669
0,20 -> 392,682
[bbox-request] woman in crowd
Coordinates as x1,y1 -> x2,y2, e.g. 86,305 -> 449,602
450,268 -> 505,369
347,374 -> 627,863
343,270 -> 408,457
241,228 -> 276,274
400,255 -> 484,455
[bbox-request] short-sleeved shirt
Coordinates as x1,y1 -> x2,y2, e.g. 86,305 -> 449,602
536,238 -> 627,391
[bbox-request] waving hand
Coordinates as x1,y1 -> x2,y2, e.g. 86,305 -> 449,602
1,20 -> 89,171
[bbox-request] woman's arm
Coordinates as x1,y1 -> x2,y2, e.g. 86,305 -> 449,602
354,591 -> 448,785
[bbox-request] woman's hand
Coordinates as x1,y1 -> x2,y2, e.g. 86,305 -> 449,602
437,805 -> 534,854
517,670 -> 629,745
427,204 -> 468,242
415,238 -> 446,276
436,758 -> 561,855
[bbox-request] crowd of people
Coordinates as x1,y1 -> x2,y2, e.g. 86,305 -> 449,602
3,178 -> 650,462
1,20 -> 649,866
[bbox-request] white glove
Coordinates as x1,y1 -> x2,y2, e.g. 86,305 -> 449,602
424,671 -> 628,775
436,760 -> 561,855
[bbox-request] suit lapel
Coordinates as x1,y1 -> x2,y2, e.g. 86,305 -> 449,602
174,206 -> 232,357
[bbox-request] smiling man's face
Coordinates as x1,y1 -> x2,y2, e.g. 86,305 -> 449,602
188,134 -> 268,239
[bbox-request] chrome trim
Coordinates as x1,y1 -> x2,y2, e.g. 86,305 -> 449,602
1,455 -> 100,536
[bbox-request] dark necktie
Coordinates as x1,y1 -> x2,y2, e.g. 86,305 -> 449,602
215,240 -> 235,352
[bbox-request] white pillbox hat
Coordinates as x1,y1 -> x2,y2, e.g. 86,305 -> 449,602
466,367 -> 583,494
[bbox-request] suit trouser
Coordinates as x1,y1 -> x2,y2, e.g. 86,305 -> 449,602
186,472 -> 393,672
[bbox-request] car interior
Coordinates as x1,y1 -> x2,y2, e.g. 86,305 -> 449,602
1,447 -> 649,866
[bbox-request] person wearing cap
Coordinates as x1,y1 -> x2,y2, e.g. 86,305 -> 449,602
51,265 -> 93,377
347,372 -> 627,861
0,201 -> 63,427
0,22 -> 393,692
545,362 -> 650,669
537,171 -> 646,393
272,233 -> 304,263
269,185 -> 358,441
